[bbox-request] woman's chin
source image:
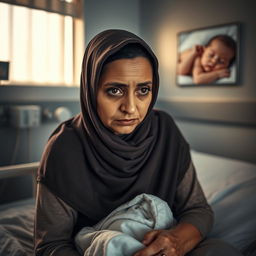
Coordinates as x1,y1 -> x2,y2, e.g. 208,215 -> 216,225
112,125 -> 137,135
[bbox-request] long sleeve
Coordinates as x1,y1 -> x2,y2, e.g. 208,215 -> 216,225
34,183 -> 81,256
173,160 -> 214,238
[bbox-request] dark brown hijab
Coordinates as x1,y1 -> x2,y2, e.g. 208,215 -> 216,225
38,29 -> 190,223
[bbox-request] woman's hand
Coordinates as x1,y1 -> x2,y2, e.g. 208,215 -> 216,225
133,223 -> 202,256
133,229 -> 185,256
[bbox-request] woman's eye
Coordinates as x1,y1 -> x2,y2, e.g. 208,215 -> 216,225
106,87 -> 123,96
138,87 -> 151,96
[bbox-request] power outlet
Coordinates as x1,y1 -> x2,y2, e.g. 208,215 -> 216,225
9,105 -> 41,128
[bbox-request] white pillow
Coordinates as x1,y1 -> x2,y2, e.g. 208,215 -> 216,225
179,24 -> 238,52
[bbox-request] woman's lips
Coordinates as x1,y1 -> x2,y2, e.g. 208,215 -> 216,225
115,119 -> 139,126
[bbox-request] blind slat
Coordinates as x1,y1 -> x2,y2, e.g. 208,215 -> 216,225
0,0 -> 82,17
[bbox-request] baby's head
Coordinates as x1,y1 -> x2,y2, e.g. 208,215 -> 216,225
201,35 -> 236,72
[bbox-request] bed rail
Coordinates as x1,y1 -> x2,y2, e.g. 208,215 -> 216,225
0,162 -> 40,197
0,162 -> 39,179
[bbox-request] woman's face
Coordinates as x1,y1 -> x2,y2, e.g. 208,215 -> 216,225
97,57 -> 153,134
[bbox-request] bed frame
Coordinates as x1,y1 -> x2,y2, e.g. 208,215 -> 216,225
0,162 -> 40,197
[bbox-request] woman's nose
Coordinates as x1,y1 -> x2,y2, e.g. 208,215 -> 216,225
120,95 -> 136,114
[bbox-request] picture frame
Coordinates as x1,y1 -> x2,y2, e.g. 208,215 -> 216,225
176,22 -> 241,87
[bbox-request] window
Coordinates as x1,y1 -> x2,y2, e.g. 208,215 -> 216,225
0,1 -> 84,86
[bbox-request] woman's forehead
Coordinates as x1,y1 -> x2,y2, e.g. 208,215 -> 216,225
100,57 -> 153,79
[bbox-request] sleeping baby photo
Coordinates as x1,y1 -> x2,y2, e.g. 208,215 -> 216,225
176,23 -> 239,86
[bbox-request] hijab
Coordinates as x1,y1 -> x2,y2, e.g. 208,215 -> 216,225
38,29 -> 191,223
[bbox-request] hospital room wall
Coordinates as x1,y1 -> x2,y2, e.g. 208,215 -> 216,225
0,93 -> 81,167
84,0 -> 140,44
140,0 -> 256,163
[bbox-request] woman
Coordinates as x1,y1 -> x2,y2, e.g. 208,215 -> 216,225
34,29 -> 242,256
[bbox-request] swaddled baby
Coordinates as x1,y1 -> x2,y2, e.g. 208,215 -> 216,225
75,194 -> 176,256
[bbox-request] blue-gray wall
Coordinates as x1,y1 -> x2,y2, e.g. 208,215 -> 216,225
0,86 -> 80,166
84,0 -> 140,44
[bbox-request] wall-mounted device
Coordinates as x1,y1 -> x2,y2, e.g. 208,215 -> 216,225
0,61 -> 9,81
9,105 -> 41,128
43,106 -> 72,123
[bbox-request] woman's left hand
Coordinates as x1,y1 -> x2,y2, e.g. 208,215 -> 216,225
133,229 -> 185,256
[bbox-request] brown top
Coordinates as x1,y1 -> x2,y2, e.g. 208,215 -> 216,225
34,161 -> 213,255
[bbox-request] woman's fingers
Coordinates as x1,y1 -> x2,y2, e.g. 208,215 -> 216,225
134,237 -> 165,256
134,232 -> 179,256
142,230 -> 160,245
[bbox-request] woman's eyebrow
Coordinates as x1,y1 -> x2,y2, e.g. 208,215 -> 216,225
137,81 -> 153,87
103,82 -> 127,87
103,81 -> 153,87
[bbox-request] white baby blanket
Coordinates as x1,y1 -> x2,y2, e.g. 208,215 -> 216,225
75,193 -> 175,256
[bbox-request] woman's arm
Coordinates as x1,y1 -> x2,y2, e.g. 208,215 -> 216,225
34,183 -> 81,256
173,161 -> 214,237
134,161 -> 214,256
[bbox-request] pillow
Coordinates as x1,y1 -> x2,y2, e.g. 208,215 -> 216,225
179,24 -> 238,52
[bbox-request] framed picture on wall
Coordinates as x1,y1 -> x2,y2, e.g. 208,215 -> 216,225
176,22 -> 240,87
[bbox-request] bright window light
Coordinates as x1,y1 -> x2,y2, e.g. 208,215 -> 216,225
46,13 -> 63,84
0,3 -> 10,61
0,3 -> 79,86
12,5 -> 30,82
64,16 -> 74,85
31,9 -> 48,83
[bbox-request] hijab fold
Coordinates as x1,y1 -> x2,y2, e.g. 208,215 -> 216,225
38,30 -> 190,222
